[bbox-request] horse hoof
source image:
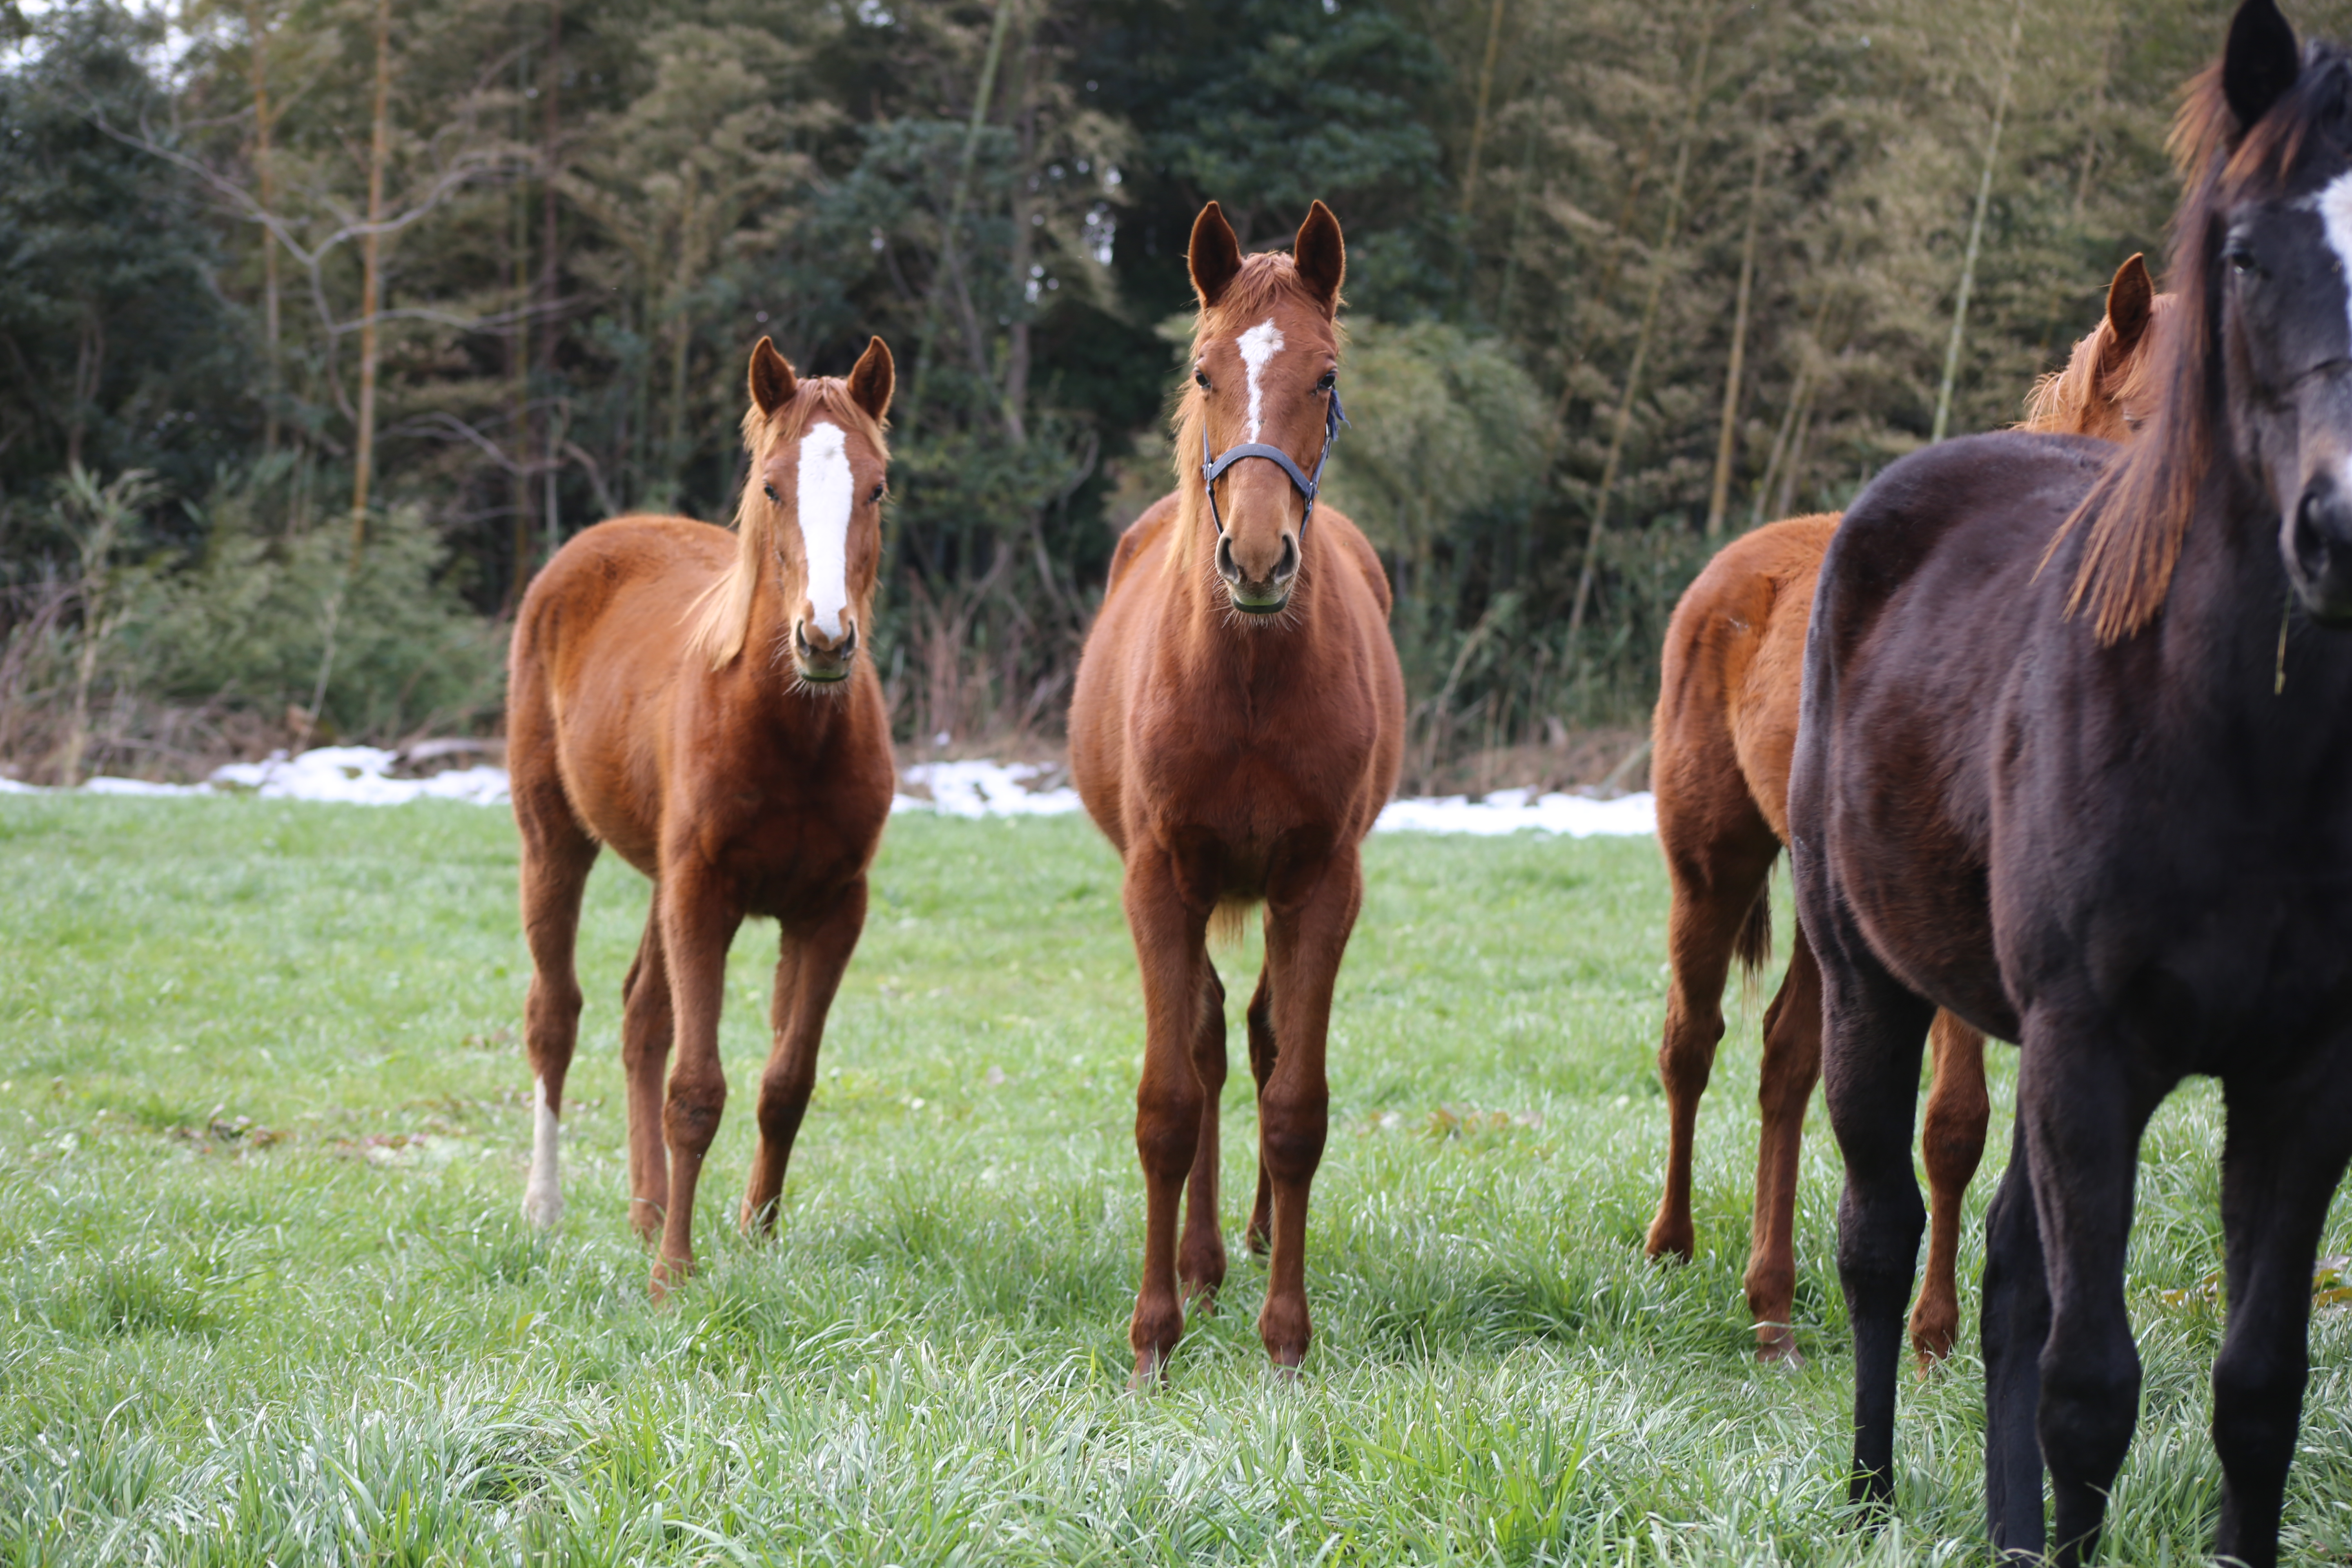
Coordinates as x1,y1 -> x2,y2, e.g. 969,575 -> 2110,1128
521,1189 -> 563,1231
1755,1332 -> 1805,1369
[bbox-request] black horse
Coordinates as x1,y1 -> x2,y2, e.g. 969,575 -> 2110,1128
1790,2 -> 2352,1562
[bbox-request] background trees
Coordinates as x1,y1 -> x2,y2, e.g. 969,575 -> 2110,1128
0,0 -> 2315,784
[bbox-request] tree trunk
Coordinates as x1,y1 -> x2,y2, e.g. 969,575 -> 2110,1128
538,0 -> 562,559
245,0 -> 282,454
1932,0 -> 2025,443
908,0 -> 1015,426
507,35 -> 532,607
1566,20 -> 1713,642
1459,0 -> 1508,216
350,0 -> 393,555
1001,17 -> 1037,443
1705,135 -> 1767,540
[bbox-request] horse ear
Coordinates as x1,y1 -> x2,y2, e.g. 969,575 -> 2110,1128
1189,202 -> 1244,310
748,336 -> 797,417
2104,253 -> 2154,361
2223,0 -> 2299,134
1294,201 -> 1345,316
847,336 -> 895,424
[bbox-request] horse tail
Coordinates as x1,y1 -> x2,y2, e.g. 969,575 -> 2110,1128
1733,857 -> 1776,1004
1208,896 -> 1252,950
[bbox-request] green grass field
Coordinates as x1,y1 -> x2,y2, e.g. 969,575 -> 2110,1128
3,797 -> 2350,1564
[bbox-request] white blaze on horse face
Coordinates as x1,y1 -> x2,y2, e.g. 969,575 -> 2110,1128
1238,318 -> 1285,442
523,1075 -> 562,1229
796,422 -> 854,640
2314,172 -> 2352,357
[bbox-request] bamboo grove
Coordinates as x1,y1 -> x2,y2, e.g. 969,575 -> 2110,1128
0,0 -> 2314,785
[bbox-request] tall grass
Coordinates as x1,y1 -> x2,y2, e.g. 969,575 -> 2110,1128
2,800 -> 2348,1561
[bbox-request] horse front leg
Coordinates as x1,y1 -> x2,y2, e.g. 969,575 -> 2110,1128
1178,960 -> 1229,1308
1244,967 -> 1276,1255
2208,1068 -> 2352,1568
1256,843 -> 1362,1372
1746,926 -> 1821,1363
1816,933 -> 1934,1514
1979,1117 -> 2049,1560
1911,1011 -> 1989,1367
741,876 -> 867,1235
619,912 -> 675,1244
650,866 -> 744,1299
1123,845 -> 1212,1384
2016,1016 -> 2164,1566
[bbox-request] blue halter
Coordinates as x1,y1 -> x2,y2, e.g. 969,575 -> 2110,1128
1200,383 -> 1347,539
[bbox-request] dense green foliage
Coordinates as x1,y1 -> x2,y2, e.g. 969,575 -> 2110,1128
4,0 -> 2349,776
4,799 -> 2352,1560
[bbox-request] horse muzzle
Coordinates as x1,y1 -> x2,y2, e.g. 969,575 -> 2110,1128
2285,477 -> 2352,626
791,618 -> 858,684
1216,531 -> 1297,616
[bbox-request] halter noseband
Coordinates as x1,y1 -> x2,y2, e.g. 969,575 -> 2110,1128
1200,383 -> 1347,539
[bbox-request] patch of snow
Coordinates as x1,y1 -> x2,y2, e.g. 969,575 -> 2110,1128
212,746 -> 511,806
0,750 -> 1658,837
895,760 -> 1082,818
1374,788 -> 1657,838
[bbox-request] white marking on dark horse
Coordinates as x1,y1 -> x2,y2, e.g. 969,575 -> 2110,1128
1238,318 -> 1285,442
797,422 -> 853,640
523,1075 -> 563,1229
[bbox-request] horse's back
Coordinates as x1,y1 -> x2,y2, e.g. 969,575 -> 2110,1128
1654,512 -> 1837,846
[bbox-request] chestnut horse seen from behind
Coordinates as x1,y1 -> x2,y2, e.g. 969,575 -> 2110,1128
1071,200 -> 1405,1381
1644,254 -> 2169,1364
509,335 -> 897,1296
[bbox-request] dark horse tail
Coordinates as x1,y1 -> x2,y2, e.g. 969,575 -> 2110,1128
1734,853 -> 1778,999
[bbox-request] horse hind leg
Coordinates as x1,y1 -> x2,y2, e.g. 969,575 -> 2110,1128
1910,1011 -> 1989,1368
619,911 -> 675,1244
1646,833 -> 1778,1266
516,781 -> 597,1231
1177,959 -> 1229,1305
1244,965 -> 1276,1256
1745,919 -> 1821,1363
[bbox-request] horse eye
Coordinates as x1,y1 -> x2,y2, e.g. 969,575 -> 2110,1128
1316,370 -> 1336,392
2226,244 -> 2259,277
763,483 -> 780,503
868,483 -> 886,506
1194,369 -> 1211,390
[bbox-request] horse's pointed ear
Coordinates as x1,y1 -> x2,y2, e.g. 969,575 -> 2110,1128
847,336 -> 895,424
748,336 -> 797,418
1189,202 -> 1244,310
2104,253 -> 2155,361
1294,201 -> 1345,316
2223,0 -> 2299,135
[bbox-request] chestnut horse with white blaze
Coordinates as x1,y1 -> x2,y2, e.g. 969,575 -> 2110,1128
1071,200 -> 1404,1380
1644,254 -> 2170,1365
508,335 -> 896,1296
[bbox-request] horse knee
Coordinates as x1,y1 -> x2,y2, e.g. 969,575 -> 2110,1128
526,975 -> 582,1043
1656,1004 -> 1723,1100
2037,1328 -> 2142,1487
2212,1336 -> 2307,1485
1136,1087 -> 1205,1179
756,1063 -> 816,1143
1259,1091 -> 1328,1185
663,1074 -> 727,1156
1835,1180 -> 1924,1308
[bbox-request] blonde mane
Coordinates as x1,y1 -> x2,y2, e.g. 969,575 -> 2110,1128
1167,252 -> 1345,569
685,379 -> 889,669
2018,292 -> 2175,436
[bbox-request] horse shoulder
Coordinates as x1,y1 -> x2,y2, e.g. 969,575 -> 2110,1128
1105,494 -> 1181,601
1316,505 -> 1392,617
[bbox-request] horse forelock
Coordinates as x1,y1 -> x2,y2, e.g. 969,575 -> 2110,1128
2060,46 -> 2352,644
686,379 -> 889,669
1169,253 -> 1345,572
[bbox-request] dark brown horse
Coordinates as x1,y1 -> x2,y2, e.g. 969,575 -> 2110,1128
1644,255 -> 2169,1366
1069,200 -> 1405,1381
1792,4 -> 2352,1560
509,336 -> 896,1296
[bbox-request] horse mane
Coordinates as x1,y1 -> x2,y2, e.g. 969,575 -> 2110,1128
1167,252 -> 1345,569
2018,293 -> 2177,435
685,378 -> 889,669
2057,49 -> 2352,642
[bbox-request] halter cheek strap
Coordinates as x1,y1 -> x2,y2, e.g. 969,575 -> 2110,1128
1201,384 -> 1347,538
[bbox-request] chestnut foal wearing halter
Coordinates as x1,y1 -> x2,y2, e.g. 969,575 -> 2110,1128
1071,201 -> 1405,1380
1643,256 -> 2170,1364
509,336 -> 896,1296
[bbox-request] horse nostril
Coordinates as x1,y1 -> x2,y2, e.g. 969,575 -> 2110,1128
2298,490 -> 2340,579
1275,534 -> 1298,581
1215,535 -> 1241,584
